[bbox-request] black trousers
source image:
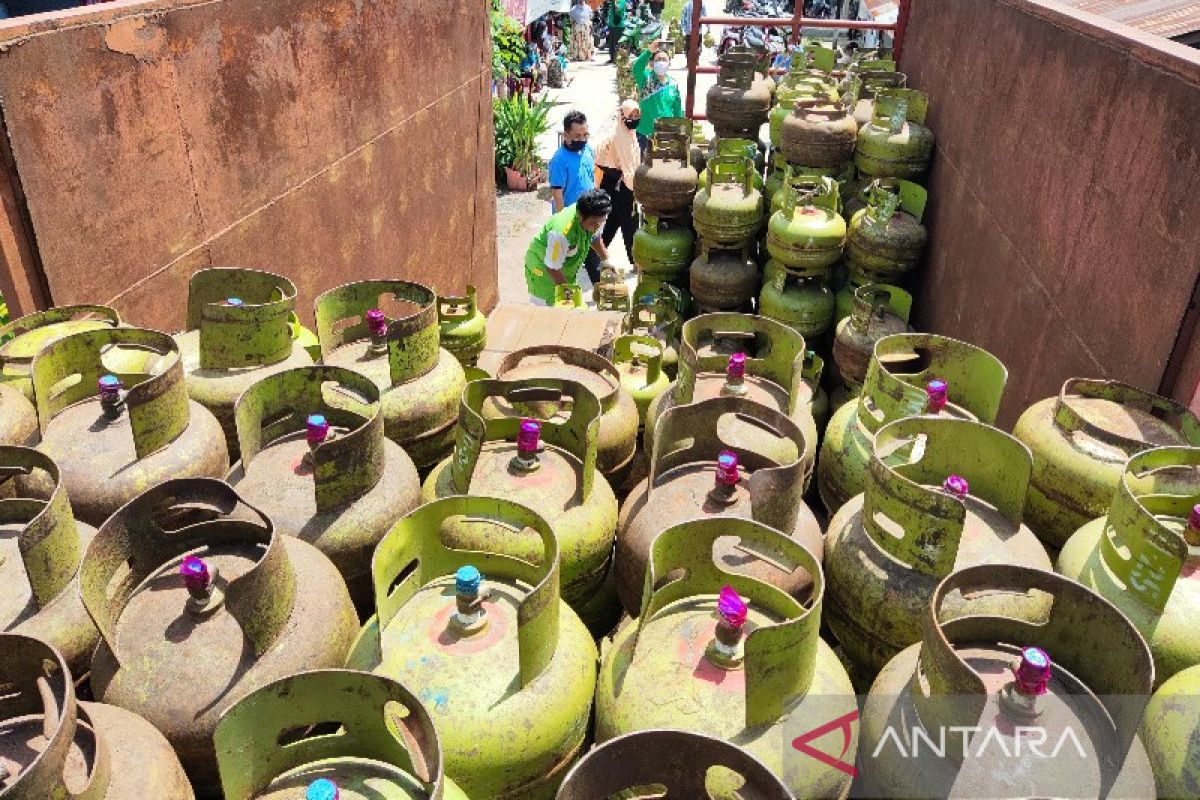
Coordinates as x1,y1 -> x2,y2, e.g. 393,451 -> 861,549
599,167 -> 637,264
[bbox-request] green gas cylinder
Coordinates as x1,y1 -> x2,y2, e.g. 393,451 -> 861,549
1013,379 -> 1200,551
345,497 -> 597,799
1141,663 -> 1200,799
438,286 -> 487,368
0,305 -> 141,399
825,417 -> 1052,679
632,214 -> 695,282
818,333 -> 1007,516
855,89 -> 934,180
1057,446 -> 1200,686
611,335 -> 670,429
214,669 -> 469,800
765,177 -> 846,275
595,517 -> 856,799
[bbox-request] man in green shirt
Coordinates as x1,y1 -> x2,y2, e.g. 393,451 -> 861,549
632,40 -> 683,150
606,0 -> 626,62
524,189 -> 613,305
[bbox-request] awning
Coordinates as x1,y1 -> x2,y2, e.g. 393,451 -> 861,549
525,0 -> 573,25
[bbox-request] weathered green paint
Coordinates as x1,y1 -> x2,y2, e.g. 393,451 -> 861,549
644,313 -> 818,483
1058,446 -> 1200,687
438,286 -> 487,368
0,446 -> 98,675
1141,664 -> 1200,799
0,632 -> 194,799
855,88 -> 934,179
631,214 -> 695,282
553,284 -> 585,308
860,565 -> 1154,798
81,479 -> 358,794
845,179 -> 928,283
176,269 -> 314,458
691,156 -> 764,246
214,669 -> 468,800
803,350 -> 829,433
617,395 -> 821,616
593,266 -> 631,313
595,517 -> 855,799
689,242 -> 759,313
422,378 -> 617,616
818,332 -> 1008,516
347,496 -> 597,800
633,133 -> 699,218
765,176 -> 845,274
288,312 -> 323,362
694,138 -> 764,193
831,282 -> 911,389
706,56 -> 772,139
227,365 -> 420,608
315,280 -> 465,471
1014,378 -> 1200,550
0,382 -> 37,445
759,272 -> 835,340
612,335 -> 670,429
26,327 -> 229,526
825,416 -> 1051,677
0,304 -> 127,399
623,286 -> 681,380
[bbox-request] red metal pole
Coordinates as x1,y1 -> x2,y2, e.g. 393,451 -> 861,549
685,0 -> 702,120
893,0 -> 913,66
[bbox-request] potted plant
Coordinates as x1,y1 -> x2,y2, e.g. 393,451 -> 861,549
494,94 -> 552,192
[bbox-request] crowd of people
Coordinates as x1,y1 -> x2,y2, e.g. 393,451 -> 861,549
524,2 -> 690,305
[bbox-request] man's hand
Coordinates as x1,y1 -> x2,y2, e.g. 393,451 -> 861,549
549,270 -> 568,286
552,187 -> 565,212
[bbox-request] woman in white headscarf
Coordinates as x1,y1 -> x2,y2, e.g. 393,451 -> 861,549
569,0 -> 594,61
593,99 -> 642,264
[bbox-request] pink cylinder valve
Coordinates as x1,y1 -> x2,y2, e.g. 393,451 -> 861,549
727,352 -> 746,382
180,556 -> 211,596
517,419 -> 542,457
1012,646 -> 1052,697
925,379 -> 948,414
942,474 -> 969,499
1186,504 -> 1200,546
306,414 -> 330,446
717,585 -> 748,629
715,450 -> 740,487
365,308 -> 387,338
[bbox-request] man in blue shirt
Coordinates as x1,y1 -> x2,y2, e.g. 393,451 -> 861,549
548,110 -> 601,281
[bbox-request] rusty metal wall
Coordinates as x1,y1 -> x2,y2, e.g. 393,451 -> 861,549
903,0 -> 1200,425
0,0 -> 497,327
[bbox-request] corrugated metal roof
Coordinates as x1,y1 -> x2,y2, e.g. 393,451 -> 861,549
1061,0 -> 1200,38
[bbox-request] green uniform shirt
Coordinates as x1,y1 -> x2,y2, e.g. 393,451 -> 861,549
633,49 -> 684,138
607,0 -> 626,29
524,205 -> 594,303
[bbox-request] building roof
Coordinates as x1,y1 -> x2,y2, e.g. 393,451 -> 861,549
1061,0 -> 1200,39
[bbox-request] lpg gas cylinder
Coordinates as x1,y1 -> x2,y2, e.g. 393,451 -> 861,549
689,243 -> 759,313
632,214 -> 695,282
803,350 -> 829,434
554,284 -> 586,309
769,82 -> 832,150
25,327 -> 229,527
818,333 -> 1008,516
595,517 -> 856,800
831,283 -> 911,390
0,383 -> 36,446
315,280 -> 466,472
846,67 -> 905,127
422,379 -> 618,622
633,133 -> 699,217
611,335 -> 670,429
758,271 -> 835,343
706,56 -> 772,139
437,286 -> 487,368
858,565 -> 1154,798
617,396 -> 822,615
0,633 -> 194,799
1141,663 -> 1200,799
633,276 -> 691,319
214,669 -> 468,800
174,268 -> 315,458
0,305 -> 140,399
769,162 -> 856,216
488,346 -> 639,483
345,497 -> 597,799
765,177 -> 846,275
825,417 -> 1052,678
695,138 -> 764,193
81,479 -> 358,794
557,730 -> 793,800
592,265 -> 630,312
691,156 -> 764,247
855,89 -> 935,181
624,292 -> 680,379
845,179 -> 928,283
0,447 -> 98,676
1058,446 -> 1200,685
644,313 -> 819,484
226,366 -> 421,609
781,99 -> 858,167
1013,378 -> 1200,551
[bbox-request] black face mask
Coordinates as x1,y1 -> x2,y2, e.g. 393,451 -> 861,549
623,117 -> 640,129
565,140 -> 587,152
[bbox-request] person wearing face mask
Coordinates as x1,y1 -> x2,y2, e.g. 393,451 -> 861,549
524,189 -> 613,306
593,99 -> 642,264
631,40 -> 683,153
548,110 -> 595,214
